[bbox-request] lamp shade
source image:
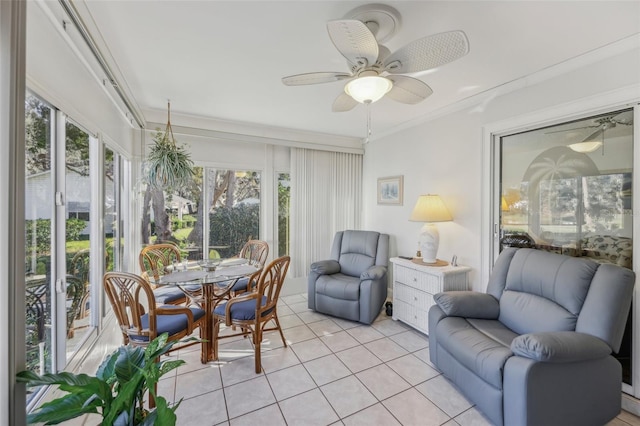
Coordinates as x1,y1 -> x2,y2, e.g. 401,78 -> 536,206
410,194 -> 453,223
501,196 -> 509,211
345,76 -> 393,103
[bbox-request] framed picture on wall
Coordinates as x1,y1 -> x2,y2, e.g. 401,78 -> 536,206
377,175 -> 404,205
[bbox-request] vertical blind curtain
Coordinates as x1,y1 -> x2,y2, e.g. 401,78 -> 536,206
290,148 -> 362,278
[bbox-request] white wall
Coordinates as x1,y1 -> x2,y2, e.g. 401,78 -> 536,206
362,47 -> 640,292
26,1 -> 135,155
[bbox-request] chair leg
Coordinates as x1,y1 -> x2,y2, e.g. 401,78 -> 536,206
273,315 -> 287,347
254,325 -> 263,374
213,317 -> 221,361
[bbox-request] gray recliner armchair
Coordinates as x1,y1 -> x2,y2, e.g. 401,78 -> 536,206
429,247 -> 635,426
308,230 -> 389,325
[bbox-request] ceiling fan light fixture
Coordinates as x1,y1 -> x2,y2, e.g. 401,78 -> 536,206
569,127 -> 606,153
345,76 -> 393,103
568,141 -> 603,153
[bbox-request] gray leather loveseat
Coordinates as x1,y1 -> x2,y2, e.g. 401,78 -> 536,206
429,248 -> 635,426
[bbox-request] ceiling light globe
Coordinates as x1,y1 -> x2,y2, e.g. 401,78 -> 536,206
568,141 -> 602,153
345,76 -> 393,103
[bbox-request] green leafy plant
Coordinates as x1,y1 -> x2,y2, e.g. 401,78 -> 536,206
17,333 -> 188,425
147,102 -> 194,193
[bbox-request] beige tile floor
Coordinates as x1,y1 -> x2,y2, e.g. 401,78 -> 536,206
157,293 -> 640,426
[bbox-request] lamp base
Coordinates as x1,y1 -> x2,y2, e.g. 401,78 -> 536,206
418,223 -> 440,263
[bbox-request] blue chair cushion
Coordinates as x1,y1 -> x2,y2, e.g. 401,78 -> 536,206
214,296 -> 272,321
230,277 -> 251,292
153,284 -> 200,304
130,305 -> 205,342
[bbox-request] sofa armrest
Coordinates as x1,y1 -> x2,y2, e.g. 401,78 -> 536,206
310,260 -> 340,275
433,291 -> 500,319
361,265 -> 387,281
511,331 -> 611,363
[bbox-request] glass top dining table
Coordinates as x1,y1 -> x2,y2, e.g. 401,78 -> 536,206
156,258 -> 261,363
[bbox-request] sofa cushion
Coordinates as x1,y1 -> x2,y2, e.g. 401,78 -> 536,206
500,249 -> 597,334
315,273 -> 360,301
467,318 -> 519,347
499,291 -> 580,335
337,231 -> 379,277
436,317 -> 513,389
581,235 -> 632,268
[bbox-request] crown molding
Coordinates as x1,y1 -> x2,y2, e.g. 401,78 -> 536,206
371,32 -> 640,142
143,108 -> 364,154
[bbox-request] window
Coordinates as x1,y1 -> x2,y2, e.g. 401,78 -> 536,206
141,167 -> 261,260
277,173 -> 290,256
499,108 -> 634,384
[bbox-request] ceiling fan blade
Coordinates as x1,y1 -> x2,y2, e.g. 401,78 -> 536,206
327,20 -> 379,68
332,92 -> 359,112
282,72 -> 352,86
383,30 -> 469,74
386,75 -> 433,104
544,125 -> 597,134
612,110 -> 634,125
582,127 -> 605,143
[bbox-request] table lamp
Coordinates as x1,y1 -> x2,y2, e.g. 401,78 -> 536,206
409,194 -> 453,263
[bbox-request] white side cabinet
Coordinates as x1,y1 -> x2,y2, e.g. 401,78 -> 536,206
390,257 -> 471,335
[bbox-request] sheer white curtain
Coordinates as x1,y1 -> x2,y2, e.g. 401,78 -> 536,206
290,148 -> 362,277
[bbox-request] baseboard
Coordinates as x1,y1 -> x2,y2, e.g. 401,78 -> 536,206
622,393 -> 640,416
281,276 -> 306,297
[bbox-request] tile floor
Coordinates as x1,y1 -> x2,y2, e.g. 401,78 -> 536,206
158,293 -> 640,426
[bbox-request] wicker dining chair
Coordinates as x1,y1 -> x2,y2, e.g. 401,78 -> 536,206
212,255 -> 290,373
103,271 -> 204,350
228,239 -> 269,296
104,270 -> 205,409
139,243 -> 198,305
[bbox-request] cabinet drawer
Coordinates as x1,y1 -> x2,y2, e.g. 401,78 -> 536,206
395,265 -> 442,294
393,298 -> 416,326
394,283 -> 433,315
395,282 -> 434,305
393,298 -> 429,333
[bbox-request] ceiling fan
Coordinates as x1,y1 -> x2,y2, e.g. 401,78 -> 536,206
547,111 -> 633,135
555,110 -> 634,153
281,4 -> 470,112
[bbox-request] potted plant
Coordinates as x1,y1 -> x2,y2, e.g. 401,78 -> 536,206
17,333 -> 188,425
147,101 -> 194,193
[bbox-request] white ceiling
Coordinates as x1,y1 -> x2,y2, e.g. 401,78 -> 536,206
79,1 -> 640,142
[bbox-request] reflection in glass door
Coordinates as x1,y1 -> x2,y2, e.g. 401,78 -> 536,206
64,119 -> 92,357
105,147 -> 118,273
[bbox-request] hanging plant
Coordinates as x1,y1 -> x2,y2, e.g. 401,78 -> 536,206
147,101 -> 194,192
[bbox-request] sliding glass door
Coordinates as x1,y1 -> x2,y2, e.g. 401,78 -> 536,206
497,107 -> 635,388
24,92 -> 126,405
24,95 -> 54,389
